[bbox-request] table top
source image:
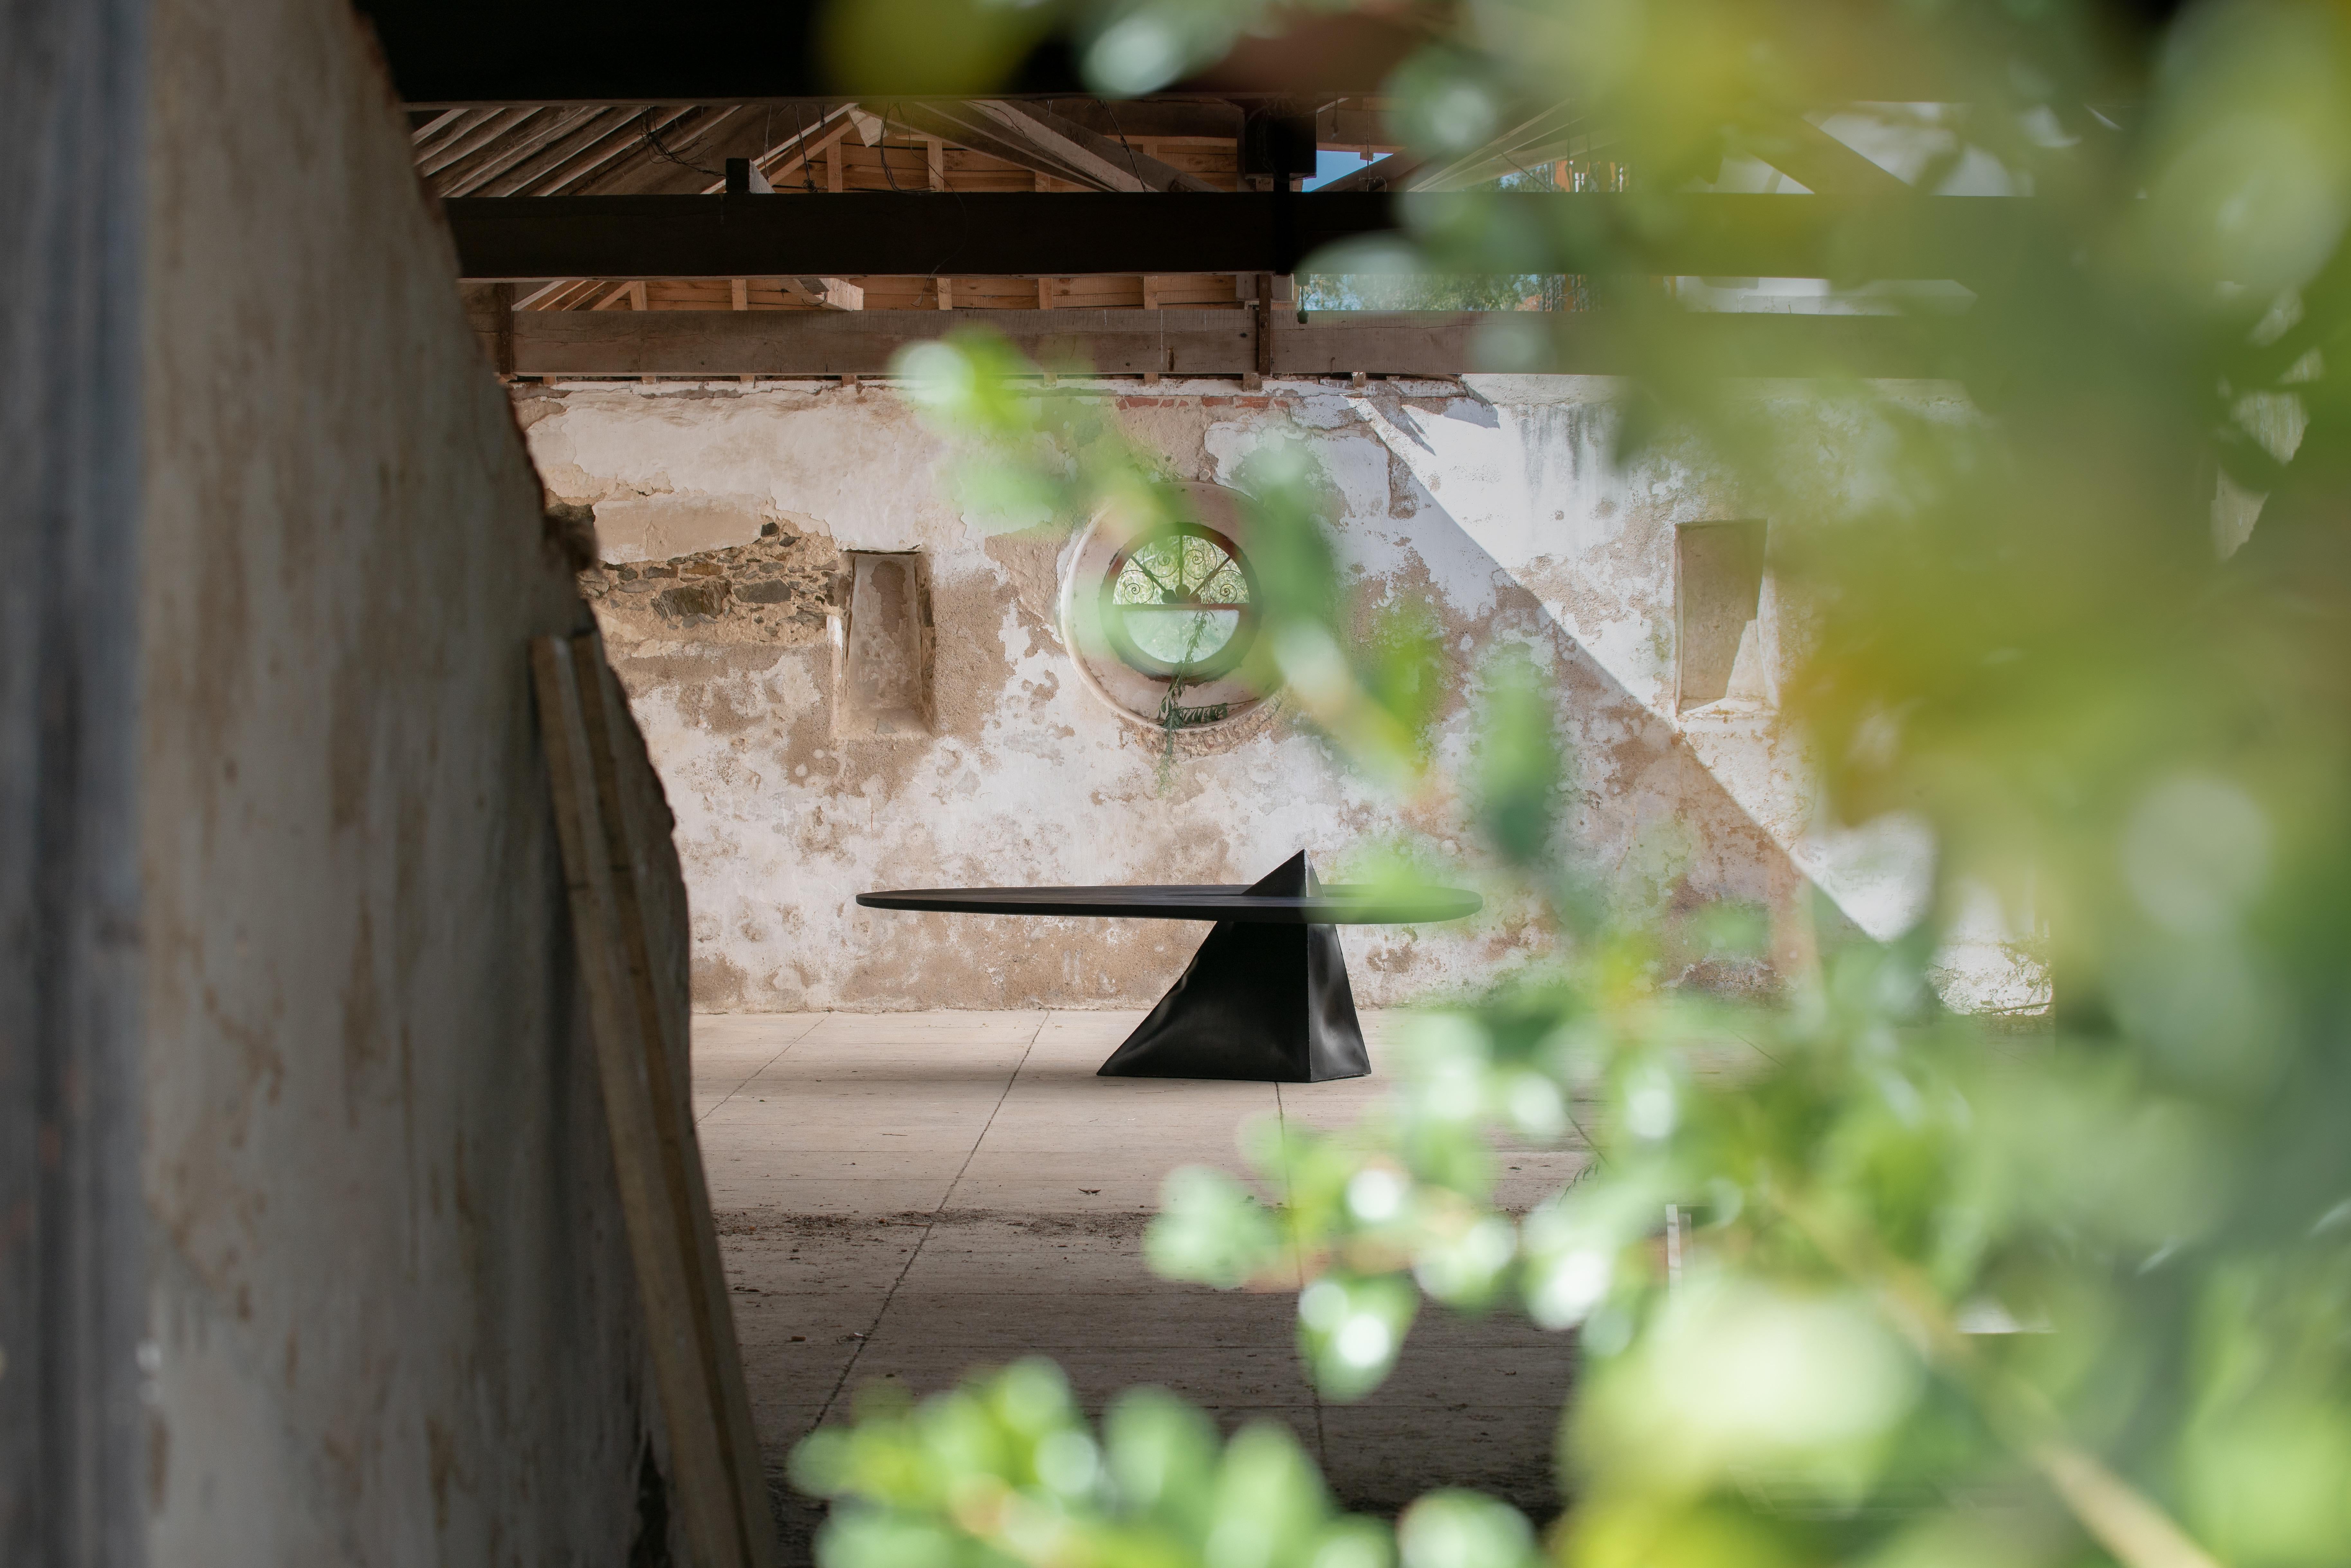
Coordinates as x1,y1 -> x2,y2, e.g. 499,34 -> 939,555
856,883 -> 1483,925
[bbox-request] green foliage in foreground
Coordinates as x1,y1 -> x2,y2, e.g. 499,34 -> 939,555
798,2 -> 2351,1565
793,1360 -> 1542,1568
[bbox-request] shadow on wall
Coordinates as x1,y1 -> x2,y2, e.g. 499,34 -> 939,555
528,386 -> 1823,1012
826,477 -> 1812,1006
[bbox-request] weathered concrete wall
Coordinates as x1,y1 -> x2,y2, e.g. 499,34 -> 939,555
1367,377 -> 2047,1011
140,1 -> 660,1561
524,377 -> 1817,1012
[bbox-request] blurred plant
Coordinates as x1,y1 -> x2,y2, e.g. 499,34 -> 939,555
803,3 -> 2351,1566
793,1360 -> 1406,1568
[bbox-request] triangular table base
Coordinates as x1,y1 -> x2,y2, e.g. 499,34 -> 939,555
1096,853 -> 1369,1083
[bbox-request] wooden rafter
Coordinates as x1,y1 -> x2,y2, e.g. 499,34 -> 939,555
438,105 -> 614,195
967,101 -> 1221,193
417,106 -> 538,178
1731,110 -> 1910,195
754,105 -> 860,190
887,100 -> 1117,191
1407,103 -> 1597,190
447,107 -> 636,196
538,106 -> 711,195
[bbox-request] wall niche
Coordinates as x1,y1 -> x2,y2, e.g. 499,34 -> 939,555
1674,519 -> 1773,714
833,551 -> 933,738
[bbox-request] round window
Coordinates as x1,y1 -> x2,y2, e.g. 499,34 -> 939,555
1058,483 -> 1273,731
1100,523 -> 1259,681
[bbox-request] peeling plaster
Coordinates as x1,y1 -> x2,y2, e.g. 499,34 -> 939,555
523,377 -> 2030,1015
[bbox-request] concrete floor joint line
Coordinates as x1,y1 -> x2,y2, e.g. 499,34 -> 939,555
807,1011 -> 1048,1431
698,1011 -> 827,1124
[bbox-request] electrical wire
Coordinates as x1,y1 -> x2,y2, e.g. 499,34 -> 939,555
640,109 -> 719,178
786,103 -> 819,193
876,104 -> 906,193
1096,98 -> 1148,190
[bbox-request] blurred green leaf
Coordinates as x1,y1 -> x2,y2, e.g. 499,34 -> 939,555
820,5 -> 2351,1566
1470,655 -> 1566,868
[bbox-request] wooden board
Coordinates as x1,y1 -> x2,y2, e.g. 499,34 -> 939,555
532,633 -> 775,1568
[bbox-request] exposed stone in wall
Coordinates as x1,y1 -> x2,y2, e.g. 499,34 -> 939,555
579,520 -> 841,648
520,377 -> 1849,1015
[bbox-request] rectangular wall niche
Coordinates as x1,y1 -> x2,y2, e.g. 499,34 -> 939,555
834,550 -> 934,737
1675,520 -> 1772,714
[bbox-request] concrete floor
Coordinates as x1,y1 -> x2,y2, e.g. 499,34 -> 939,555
692,1009 -> 1598,1562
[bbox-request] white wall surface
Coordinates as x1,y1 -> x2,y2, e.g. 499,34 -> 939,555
525,377 -> 1857,1013
141,1 -> 661,1561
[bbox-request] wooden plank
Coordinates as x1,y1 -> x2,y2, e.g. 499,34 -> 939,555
530,636 -> 774,1568
972,101 -> 1221,193
462,105 -> 641,197
433,105 -> 608,195
760,107 -> 856,190
481,304 -> 1956,378
1733,110 -> 1912,195
564,634 -> 776,1568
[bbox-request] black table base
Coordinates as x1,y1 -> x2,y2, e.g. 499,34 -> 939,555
858,852 -> 1480,1084
1096,853 -> 1369,1083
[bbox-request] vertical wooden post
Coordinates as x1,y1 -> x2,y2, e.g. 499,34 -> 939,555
1246,272 -> 1275,389
732,279 -> 750,381
489,280 -> 517,378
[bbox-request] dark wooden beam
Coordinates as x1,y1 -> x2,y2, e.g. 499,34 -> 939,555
356,1 -> 836,104
473,305 -> 1958,380
444,191 -> 2033,284
353,3 -> 1382,105
1050,99 -> 1248,143
446,191 -> 1390,279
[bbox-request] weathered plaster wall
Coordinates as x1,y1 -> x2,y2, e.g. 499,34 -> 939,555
524,377 -> 1818,1013
141,1 -> 660,1561
1367,376 -> 2046,1010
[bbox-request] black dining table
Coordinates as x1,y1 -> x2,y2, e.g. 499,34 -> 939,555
857,852 -> 1481,1082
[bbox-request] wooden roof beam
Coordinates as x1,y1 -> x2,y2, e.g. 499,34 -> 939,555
436,105 -> 616,195
1408,104 -> 1598,190
967,101 -> 1222,193
1731,111 -> 1911,195
885,100 -> 1109,189
756,108 -> 861,189
443,190 -> 2029,285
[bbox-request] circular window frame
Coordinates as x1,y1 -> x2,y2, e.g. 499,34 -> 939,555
1058,483 -> 1273,732
1097,520 -> 1262,683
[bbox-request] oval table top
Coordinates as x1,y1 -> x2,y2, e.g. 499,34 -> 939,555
856,883 -> 1483,925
